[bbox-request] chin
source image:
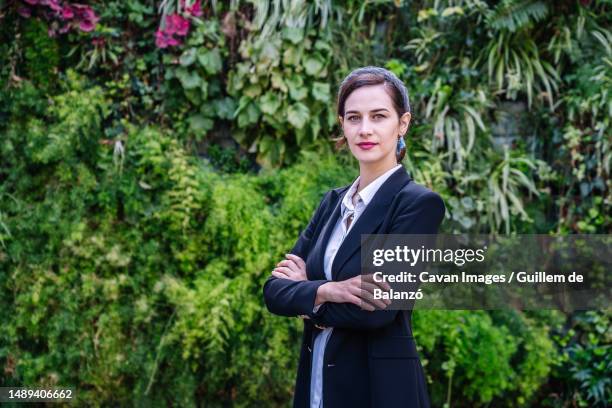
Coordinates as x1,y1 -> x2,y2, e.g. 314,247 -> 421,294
353,152 -> 387,164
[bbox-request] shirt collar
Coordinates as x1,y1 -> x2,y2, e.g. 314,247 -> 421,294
341,164 -> 402,215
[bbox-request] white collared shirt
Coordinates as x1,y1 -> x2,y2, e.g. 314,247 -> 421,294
310,164 -> 402,408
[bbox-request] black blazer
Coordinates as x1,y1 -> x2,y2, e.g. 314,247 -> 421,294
263,166 -> 445,408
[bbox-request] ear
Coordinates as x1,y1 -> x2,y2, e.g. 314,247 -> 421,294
399,112 -> 411,136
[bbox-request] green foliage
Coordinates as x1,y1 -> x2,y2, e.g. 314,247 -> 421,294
164,19 -> 234,139
541,310 -> 612,407
22,19 -> 60,91
487,0 -> 549,32
1,0 -> 610,406
227,27 -> 335,166
413,309 -> 561,407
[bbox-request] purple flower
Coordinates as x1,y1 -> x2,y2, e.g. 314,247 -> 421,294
23,0 -> 39,5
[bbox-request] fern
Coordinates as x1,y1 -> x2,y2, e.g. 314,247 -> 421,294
487,0 -> 549,32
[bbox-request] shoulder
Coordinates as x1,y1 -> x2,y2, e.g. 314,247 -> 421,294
317,184 -> 351,207
384,180 -> 446,233
394,180 -> 445,215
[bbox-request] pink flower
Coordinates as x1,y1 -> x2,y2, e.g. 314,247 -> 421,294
23,0 -> 39,5
62,6 -> 74,19
183,0 -> 202,17
44,0 -> 62,13
72,4 -> 98,21
155,29 -> 181,48
71,4 -> 99,32
79,20 -> 96,32
165,14 -> 190,36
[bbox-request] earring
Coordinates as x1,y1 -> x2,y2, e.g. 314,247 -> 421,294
396,135 -> 406,162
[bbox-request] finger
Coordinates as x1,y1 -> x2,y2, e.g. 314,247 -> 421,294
374,279 -> 392,292
277,259 -> 300,272
361,274 -> 391,291
274,266 -> 296,277
359,288 -> 389,310
286,254 -> 306,269
357,297 -> 375,311
360,281 -> 380,293
271,271 -> 288,279
360,281 -> 391,305
362,274 -> 376,284
347,294 -> 365,308
361,282 -> 391,308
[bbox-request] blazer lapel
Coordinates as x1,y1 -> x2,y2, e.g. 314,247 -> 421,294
331,167 -> 411,280
307,189 -> 343,281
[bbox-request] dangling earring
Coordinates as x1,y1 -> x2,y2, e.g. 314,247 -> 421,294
396,135 -> 406,163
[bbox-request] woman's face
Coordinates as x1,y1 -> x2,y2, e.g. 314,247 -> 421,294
339,84 -> 411,168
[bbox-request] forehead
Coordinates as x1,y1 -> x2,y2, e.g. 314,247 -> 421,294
344,84 -> 394,112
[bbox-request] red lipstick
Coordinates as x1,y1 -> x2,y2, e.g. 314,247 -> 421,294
357,142 -> 377,150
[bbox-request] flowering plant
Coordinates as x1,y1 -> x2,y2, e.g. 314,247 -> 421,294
155,0 -> 202,48
17,0 -> 99,36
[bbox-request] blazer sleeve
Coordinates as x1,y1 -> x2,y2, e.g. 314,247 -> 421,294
262,191 -> 331,317
308,191 -> 446,330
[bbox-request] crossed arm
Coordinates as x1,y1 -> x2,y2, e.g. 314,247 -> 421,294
262,191 -> 445,330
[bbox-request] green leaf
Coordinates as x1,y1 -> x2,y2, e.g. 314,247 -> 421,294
237,102 -> 260,128
258,135 -> 285,167
197,47 -> 223,74
303,53 -> 325,76
287,103 -> 310,129
312,82 -> 330,102
282,46 -> 302,67
271,71 -> 288,92
287,75 -> 307,101
176,68 -> 201,90
259,92 -> 282,115
289,86 -> 308,101
441,7 -> 464,18
282,27 -> 303,44
188,114 -> 214,133
259,41 -> 280,67
179,48 -> 197,67
212,97 -> 236,120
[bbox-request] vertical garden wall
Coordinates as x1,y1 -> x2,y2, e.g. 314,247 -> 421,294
0,1 -> 610,406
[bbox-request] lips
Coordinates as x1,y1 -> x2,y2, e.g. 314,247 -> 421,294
357,142 -> 378,150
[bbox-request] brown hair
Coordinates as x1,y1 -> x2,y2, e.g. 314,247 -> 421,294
334,66 -> 411,162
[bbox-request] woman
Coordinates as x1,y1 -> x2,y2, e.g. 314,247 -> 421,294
263,66 -> 445,408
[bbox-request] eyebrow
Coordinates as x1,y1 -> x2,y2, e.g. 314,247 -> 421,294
345,108 -> 390,115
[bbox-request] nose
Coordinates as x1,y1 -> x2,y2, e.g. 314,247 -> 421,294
358,118 -> 373,137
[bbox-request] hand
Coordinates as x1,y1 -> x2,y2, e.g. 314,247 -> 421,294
271,253 -> 307,282
315,274 -> 392,311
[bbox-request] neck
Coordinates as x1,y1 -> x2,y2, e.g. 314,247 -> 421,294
357,158 -> 398,192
